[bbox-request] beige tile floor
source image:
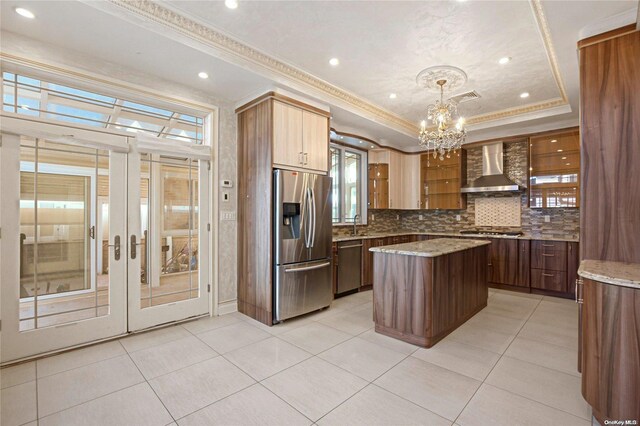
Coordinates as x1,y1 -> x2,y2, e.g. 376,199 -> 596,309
0,288 -> 593,426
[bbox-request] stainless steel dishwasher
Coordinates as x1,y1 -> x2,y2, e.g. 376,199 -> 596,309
337,241 -> 362,294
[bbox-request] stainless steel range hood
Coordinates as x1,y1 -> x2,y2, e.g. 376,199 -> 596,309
460,143 -> 523,193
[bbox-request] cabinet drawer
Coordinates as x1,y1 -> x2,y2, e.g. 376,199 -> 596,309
531,248 -> 567,271
531,240 -> 567,253
531,268 -> 567,292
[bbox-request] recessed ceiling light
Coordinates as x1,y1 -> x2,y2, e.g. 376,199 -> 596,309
370,145 -> 375,148
520,92 -> 530,98
359,140 -> 363,144
329,58 -> 340,67
529,167 -> 533,171
498,57 -> 511,65
198,72 -> 209,79
15,7 -> 35,19
550,139 -> 557,143
225,0 -> 238,9
389,93 -> 397,99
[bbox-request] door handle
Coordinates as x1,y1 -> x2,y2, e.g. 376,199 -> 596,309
107,235 -> 121,261
304,153 -> 308,165
285,261 -> 331,273
310,188 -> 317,247
130,235 -> 142,260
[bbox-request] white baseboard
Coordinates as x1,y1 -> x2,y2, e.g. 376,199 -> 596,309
217,300 -> 238,315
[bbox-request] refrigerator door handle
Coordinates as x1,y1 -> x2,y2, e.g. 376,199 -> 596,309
284,261 -> 331,273
304,187 -> 312,249
310,188 -> 317,247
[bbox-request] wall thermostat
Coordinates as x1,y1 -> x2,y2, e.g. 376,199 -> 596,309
221,180 -> 233,188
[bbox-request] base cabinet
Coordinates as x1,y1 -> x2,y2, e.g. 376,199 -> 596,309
581,278 -> 640,423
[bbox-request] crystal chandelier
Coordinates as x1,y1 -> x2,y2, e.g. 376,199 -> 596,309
418,79 -> 466,160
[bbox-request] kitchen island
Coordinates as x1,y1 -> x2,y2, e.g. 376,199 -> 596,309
371,238 -> 490,347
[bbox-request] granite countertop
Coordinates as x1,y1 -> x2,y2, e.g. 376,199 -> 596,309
369,237 -> 491,258
578,260 -> 640,289
333,231 -> 579,243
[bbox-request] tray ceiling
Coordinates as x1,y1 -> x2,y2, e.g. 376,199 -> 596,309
1,0 -> 637,149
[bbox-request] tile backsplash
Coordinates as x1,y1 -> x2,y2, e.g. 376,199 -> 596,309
333,141 -> 580,240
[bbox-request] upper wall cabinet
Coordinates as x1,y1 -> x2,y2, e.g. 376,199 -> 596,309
367,149 -> 420,209
272,100 -> 329,173
529,129 -> 580,208
421,151 -> 467,210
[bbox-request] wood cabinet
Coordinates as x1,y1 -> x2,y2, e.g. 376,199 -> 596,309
272,100 -> 329,173
567,242 -> 579,296
373,242 -> 489,347
529,129 -> 580,208
421,150 -> 467,210
581,277 -> 640,423
236,93 -> 330,325
368,150 -> 420,209
367,163 -> 389,209
361,237 -> 388,287
302,110 -> 329,172
529,240 -> 578,297
487,238 -> 520,287
579,28 -> 640,264
531,240 -> 568,293
516,240 -> 530,288
401,155 -> 421,210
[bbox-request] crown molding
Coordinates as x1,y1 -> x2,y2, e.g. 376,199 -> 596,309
104,0 -> 418,136
578,6 -> 638,40
529,0 -> 569,103
96,0 -> 569,136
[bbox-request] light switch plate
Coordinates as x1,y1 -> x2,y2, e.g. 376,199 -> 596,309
221,211 -> 236,221
544,215 -> 551,223
419,214 -> 423,220
456,215 -> 461,221
221,180 -> 233,188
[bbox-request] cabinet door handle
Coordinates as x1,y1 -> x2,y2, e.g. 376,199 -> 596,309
542,253 -> 554,257
575,278 -> 583,304
304,152 -> 308,165
542,244 -> 555,247
542,273 -> 554,277
299,152 -> 304,165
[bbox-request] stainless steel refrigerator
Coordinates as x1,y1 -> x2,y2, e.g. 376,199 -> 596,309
273,169 -> 333,322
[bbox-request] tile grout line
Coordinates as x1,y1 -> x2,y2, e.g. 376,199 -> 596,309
124,347 -> 177,424
451,295 -> 571,425
36,381 -> 143,421
441,296 -> 541,425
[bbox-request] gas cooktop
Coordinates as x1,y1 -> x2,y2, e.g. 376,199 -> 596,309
459,230 -> 524,236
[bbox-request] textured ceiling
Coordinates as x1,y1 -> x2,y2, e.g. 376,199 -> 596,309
0,0 -> 637,149
167,0 -> 561,123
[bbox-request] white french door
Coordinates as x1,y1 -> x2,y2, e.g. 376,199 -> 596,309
0,128 -> 128,363
126,138 -> 210,331
1,123 -> 212,363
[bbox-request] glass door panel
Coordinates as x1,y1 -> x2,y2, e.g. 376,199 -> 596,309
1,133 -> 127,363
128,150 -> 209,331
18,139 -> 108,329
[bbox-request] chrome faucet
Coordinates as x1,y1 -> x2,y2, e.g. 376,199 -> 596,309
352,214 -> 359,236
